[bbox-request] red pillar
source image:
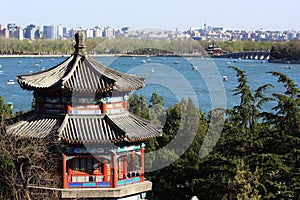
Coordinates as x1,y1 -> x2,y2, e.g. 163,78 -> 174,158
123,155 -> 127,179
111,153 -> 118,188
123,101 -> 128,111
66,104 -> 71,114
102,102 -> 107,114
140,148 -> 145,182
131,151 -> 135,171
62,154 -> 68,189
103,160 -> 108,182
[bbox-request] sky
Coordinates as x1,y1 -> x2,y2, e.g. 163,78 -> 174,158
1,0 -> 299,31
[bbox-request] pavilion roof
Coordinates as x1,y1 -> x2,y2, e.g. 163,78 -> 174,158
17,31 -> 145,92
6,111 -> 162,144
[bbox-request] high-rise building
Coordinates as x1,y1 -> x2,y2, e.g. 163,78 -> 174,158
103,26 -> 115,38
57,24 -> 64,39
94,26 -> 104,38
0,24 -> 9,39
7,23 -> 18,39
43,25 -> 57,39
85,28 -> 94,38
63,27 -> 69,38
14,26 -> 24,40
68,28 -> 77,39
24,24 -> 39,40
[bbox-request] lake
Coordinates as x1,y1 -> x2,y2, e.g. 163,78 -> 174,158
0,55 -> 299,114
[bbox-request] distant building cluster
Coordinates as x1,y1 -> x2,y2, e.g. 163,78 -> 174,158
0,23 -> 115,40
0,22 -> 299,42
189,23 -> 300,42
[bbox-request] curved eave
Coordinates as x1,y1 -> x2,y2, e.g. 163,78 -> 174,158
57,114 -> 126,145
87,56 -> 146,91
106,112 -> 163,142
57,112 -> 162,145
16,53 -> 145,92
17,55 -> 75,91
6,111 -> 63,139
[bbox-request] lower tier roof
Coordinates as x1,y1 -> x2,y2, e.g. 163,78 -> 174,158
6,111 -> 162,144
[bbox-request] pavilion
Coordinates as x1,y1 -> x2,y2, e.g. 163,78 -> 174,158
7,31 -> 162,199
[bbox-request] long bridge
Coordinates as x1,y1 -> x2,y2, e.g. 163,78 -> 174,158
223,51 -> 270,60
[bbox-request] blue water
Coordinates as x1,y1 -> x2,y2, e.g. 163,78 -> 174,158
0,56 -> 299,114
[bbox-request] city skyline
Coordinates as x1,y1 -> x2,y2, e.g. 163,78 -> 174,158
1,0 -> 299,31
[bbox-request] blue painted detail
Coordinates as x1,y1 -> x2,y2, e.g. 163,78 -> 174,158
97,182 -> 110,187
69,182 -> 82,188
118,180 -> 125,186
133,177 -> 141,183
83,182 -> 97,187
126,179 -> 133,184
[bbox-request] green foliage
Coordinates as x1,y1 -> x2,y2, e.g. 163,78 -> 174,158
128,94 -> 149,119
0,96 -> 12,121
126,73 -> 299,199
266,71 -> 300,134
229,159 -> 262,200
220,41 -> 274,53
270,40 -> 300,61
0,37 -> 291,56
0,38 -> 74,55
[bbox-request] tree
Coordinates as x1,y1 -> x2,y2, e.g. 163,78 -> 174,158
0,129 -> 61,200
148,92 -> 166,125
0,96 -> 12,121
0,102 -> 61,200
261,71 -> 300,199
229,159 -> 262,200
266,71 -> 300,135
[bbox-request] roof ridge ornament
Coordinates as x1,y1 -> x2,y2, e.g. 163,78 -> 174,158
74,30 -> 86,55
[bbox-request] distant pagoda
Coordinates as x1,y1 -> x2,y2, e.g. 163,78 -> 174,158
7,31 -> 162,199
205,41 -> 223,57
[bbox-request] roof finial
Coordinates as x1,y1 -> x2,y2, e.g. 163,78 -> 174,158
74,30 -> 86,55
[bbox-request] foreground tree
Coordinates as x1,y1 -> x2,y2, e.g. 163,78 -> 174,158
0,96 -> 12,120
0,112 -> 61,200
261,71 -> 300,199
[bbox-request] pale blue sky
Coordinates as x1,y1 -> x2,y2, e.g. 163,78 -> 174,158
1,0 -> 299,31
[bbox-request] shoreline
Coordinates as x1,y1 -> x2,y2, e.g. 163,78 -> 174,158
268,59 -> 300,64
1,54 -> 299,64
0,53 -> 204,58
0,54 -> 70,58
0,54 -> 120,58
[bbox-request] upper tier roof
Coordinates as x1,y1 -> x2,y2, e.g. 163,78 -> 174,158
17,31 -> 145,92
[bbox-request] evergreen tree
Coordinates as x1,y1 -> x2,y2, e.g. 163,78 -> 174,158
229,159 -> 262,200
128,94 -> 149,119
261,71 -> 300,199
0,96 -> 12,121
266,71 -> 300,135
149,92 -> 166,125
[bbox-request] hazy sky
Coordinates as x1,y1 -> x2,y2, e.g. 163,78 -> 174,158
1,0 -> 299,31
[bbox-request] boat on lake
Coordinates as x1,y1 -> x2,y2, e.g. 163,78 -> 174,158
7,80 -> 15,85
